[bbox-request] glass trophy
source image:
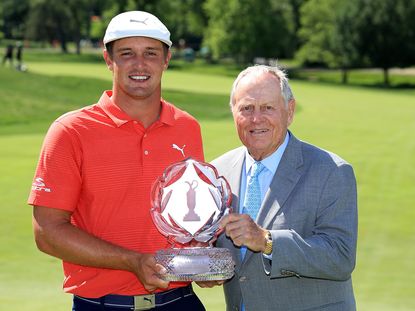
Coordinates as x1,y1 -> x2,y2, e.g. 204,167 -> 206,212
151,158 -> 235,281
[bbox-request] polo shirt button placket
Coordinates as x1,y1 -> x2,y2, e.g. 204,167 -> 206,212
132,120 -> 142,135
144,150 -> 149,156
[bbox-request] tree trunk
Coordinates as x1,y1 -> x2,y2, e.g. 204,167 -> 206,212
56,17 -> 68,53
341,68 -> 349,84
383,68 -> 390,87
60,39 -> 68,54
76,40 -> 81,55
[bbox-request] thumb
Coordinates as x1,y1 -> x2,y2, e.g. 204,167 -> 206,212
155,263 -> 167,275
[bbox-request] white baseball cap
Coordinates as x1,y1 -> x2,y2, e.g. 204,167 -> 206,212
103,11 -> 172,47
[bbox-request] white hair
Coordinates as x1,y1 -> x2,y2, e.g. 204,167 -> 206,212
229,64 -> 294,108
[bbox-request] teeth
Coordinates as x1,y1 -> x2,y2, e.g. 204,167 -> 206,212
130,75 -> 149,80
251,129 -> 268,133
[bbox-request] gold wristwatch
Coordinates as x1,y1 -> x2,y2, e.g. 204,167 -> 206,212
263,231 -> 273,255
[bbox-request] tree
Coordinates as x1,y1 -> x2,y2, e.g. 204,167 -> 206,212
354,0 -> 415,85
297,0 -> 415,86
161,0 -> 208,49
25,0 -> 104,54
93,0 -> 206,48
0,0 -> 30,40
25,1 -> 68,52
289,0 -> 308,50
330,0 -> 362,83
296,0 -> 337,67
203,0 -> 296,63
65,0 -> 91,54
296,0 -> 362,84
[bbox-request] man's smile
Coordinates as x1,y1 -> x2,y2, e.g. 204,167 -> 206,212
249,128 -> 269,134
129,74 -> 150,81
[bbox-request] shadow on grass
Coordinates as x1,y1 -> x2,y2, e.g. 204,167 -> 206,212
24,50 -> 105,64
0,68 -> 235,135
0,65 -> 304,136
168,59 -> 243,78
288,68 -> 415,90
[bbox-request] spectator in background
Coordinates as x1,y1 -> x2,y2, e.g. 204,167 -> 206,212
2,44 -> 14,67
15,41 -> 24,71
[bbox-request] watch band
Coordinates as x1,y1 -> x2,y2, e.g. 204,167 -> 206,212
263,231 -> 273,255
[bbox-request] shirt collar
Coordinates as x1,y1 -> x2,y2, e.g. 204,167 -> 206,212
244,132 -> 290,176
98,90 -> 175,127
158,98 -> 175,126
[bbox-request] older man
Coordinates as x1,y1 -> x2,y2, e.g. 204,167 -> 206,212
28,11 -> 205,311
211,65 -> 358,311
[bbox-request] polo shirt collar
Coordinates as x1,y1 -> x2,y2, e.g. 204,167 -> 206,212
98,90 -> 175,127
159,98 -> 175,126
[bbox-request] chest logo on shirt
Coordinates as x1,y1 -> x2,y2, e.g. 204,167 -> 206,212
172,143 -> 186,158
32,177 -> 52,193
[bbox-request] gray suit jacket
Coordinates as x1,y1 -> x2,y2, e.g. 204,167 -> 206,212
211,132 -> 357,311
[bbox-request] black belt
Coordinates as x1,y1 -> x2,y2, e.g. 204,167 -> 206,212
74,285 -> 194,310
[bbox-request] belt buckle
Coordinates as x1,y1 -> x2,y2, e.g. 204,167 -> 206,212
134,294 -> 155,310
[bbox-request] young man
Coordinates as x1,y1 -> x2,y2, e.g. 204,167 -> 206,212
28,11 -> 205,311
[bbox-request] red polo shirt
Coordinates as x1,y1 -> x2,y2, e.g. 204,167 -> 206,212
28,91 -> 204,297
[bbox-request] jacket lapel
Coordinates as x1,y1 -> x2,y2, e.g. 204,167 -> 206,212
257,133 -> 303,228
243,133 -> 303,263
258,133 -> 303,229
228,151 -> 244,216
222,149 -> 245,269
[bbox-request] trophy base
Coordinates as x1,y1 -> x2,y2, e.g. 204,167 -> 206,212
155,247 -> 235,281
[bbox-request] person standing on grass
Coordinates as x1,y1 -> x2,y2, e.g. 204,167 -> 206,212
2,43 -> 14,67
200,65 -> 358,310
15,41 -> 24,71
28,11 -> 205,311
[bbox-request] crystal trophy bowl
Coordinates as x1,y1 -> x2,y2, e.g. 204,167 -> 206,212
151,158 -> 235,281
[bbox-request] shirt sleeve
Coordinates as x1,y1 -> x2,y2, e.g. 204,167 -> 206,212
28,120 -> 82,211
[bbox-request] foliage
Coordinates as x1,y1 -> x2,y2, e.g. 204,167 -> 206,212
289,0 -> 307,50
296,0 -> 338,67
88,0 -> 207,48
24,0 -> 107,53
0,0 -> 29,39
158,0 -> 207,48
331,0 -> 363,82
203,0 -> 296,63
353,0 -> 415,85
1,0 -> 415,82
296,0 -> 415,85
296,0 -> 362,83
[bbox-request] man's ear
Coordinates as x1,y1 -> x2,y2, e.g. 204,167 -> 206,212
103,50 -> 113,72
163,50 -> 172,71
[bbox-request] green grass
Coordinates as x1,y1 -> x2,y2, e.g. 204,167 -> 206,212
292,68 -> 415,88
1,56 -> 415,310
